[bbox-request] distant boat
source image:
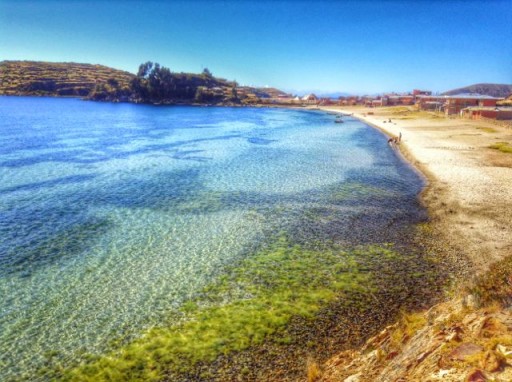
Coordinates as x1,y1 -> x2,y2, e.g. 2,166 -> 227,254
335,119 -> 344,123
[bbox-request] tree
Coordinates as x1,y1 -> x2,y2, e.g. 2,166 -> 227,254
107,78 -> 119,87
137,62 -> 153,78
202,68 -> 213,78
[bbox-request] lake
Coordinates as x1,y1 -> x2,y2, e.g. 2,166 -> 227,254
0,97 -> 425,380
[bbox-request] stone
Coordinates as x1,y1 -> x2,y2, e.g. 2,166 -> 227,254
450,343 -> 484,361
344,373 -> 361,382
445,327 -> 463,342
496,344 -> 512,358
480,317 -> 507,338
386,351 -> 398,360
466,369 -> 487,382
479,350 -> 503,372
462,312 -> 479,327
437,369 -> 453,377
416,349 -> 433,364
463,294 -> 478,309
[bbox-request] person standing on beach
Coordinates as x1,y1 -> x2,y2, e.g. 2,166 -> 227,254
398,132 -> 402,142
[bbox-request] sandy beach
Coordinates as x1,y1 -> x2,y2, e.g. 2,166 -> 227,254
321,106 -> 512,276
314,105 -> 512,382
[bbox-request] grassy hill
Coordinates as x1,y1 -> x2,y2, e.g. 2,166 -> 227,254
0,60 -> 291,105
442,83 -> 512,98
0,60 -> 135,97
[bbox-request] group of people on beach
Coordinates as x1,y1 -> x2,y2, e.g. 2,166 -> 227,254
388,132 -> 402,146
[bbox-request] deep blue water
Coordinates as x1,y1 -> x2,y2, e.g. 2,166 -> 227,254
0,97 -> 425,380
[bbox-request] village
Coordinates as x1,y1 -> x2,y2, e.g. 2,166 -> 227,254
253,88 -> 512,121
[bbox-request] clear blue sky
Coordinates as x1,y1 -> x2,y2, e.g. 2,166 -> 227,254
1,0 -> 511,94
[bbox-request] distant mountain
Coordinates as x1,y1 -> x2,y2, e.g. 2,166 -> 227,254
0,60 -> 135,97
442,83 -> 512,98
290,90 -> 351,99
255,87 -> 291,98
316,92 -> 351,99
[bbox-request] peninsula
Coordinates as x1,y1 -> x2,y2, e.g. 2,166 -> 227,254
0,60 -> 291,106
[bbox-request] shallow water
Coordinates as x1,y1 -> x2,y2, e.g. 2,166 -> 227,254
0,97 -> 424,380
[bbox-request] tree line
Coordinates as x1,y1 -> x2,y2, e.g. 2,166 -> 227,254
90,61 -> 239,104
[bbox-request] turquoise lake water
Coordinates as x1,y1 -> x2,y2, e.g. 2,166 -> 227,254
0,97 -> 425,380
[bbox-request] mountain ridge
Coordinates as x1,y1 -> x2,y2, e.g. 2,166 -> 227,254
442,83 -> 512,98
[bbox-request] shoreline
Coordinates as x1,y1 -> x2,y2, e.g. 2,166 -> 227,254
2,99 -> 443,382
315,105 -> 512,381
5,100 -> 511,381
319,105 -> 512,276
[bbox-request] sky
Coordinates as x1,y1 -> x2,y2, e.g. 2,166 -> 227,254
1,0 -> 511,94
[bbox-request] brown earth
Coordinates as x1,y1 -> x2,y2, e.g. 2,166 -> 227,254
0,60 -> 134,97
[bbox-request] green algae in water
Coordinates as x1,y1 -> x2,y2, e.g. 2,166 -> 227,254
56,238 -> 408,381
329,182 -> 396,202
0,99 -> 428,381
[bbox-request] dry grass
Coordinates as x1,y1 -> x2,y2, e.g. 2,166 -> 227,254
489,142 -> 512,154
0,60 -> 134,96
390,311 -> 427,349
477,127 -> 498,133
471,254 -> 512,307
307,359 -> 322,382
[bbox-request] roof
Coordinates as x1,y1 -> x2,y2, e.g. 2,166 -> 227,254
416,94 -> 504,100
388,95 -> 414,99
444,93 -> 503,100
463,106 -> 512,111
415,95 -> 446,99
302,93 -> 318,100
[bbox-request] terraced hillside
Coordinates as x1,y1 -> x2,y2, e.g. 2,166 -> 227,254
0,60 -> 135,97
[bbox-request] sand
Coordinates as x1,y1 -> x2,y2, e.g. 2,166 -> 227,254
320,106 -> 512,276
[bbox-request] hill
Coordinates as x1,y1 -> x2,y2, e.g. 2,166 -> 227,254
442,83 -> 512,98
0,60 -> 289,105
255,87 -> 289,98
0,60 -> 135,97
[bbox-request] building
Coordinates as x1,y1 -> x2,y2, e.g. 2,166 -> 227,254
302,93 -> 318,103
412,89 -> 432,96
387,95 -> 415,106
302,94 -> 318,103
371,97 -> 388,107
416,94 -> 504,116
462,106 -> 512,120
339,96 -> 360,106
318,98 -> 336,106
444,94 -> 502,116
415,95 -> 447,111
